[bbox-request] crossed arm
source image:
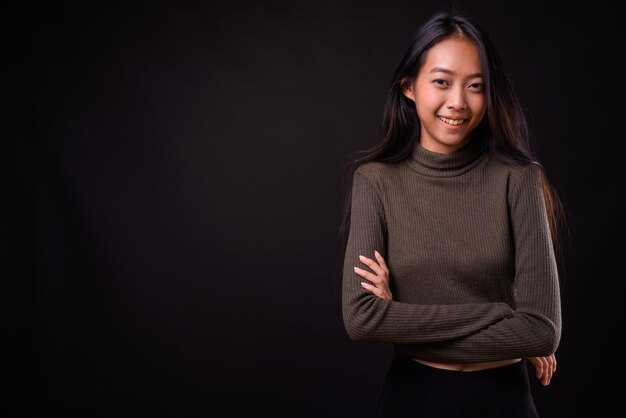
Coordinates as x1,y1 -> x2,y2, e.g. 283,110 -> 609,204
355,250 -> 557,386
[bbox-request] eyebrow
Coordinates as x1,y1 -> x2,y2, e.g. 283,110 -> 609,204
429,67 -> 483,78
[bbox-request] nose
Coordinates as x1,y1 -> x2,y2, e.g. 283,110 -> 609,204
446,86 -> 467,110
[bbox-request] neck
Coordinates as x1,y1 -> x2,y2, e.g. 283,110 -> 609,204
405,137 -> 487,177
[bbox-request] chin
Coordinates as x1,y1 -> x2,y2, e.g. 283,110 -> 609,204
443,137 -> 470,148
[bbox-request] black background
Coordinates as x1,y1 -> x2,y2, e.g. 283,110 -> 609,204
3,0 -> 624,417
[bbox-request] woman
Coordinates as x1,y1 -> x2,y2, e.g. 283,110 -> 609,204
340,9 -> 564,417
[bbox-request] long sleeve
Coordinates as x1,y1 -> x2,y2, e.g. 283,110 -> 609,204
341,171 -> 513,344
394,167 -> 562,362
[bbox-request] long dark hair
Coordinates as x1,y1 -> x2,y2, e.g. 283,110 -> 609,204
338,9 -> 566,254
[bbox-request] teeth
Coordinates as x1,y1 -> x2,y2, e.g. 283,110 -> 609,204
438,116 -> 464,126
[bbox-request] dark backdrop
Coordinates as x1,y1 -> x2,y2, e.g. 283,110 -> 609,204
3,0 -> 624,417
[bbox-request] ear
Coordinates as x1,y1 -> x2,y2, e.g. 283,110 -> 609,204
401,77 -> 416,102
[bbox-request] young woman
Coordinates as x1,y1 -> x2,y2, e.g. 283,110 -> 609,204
340,9 -> 564,417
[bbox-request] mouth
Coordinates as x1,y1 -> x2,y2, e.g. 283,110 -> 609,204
437,116 -> 466,126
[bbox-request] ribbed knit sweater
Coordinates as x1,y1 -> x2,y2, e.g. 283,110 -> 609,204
341,138 -> 562,363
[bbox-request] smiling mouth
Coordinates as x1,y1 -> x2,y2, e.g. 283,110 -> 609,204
438,116 -> 465,126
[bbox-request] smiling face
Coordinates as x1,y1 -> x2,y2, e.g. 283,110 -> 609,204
403,37 -> 486,154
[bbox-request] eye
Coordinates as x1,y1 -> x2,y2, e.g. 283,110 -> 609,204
432,79 -> 449,86
468,82 -> 483,91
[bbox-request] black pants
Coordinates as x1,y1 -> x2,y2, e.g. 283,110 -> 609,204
374,355 -> 539,418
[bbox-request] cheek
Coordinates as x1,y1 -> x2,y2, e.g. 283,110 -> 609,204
469,96 -> 486,118
414,90 -> 440,115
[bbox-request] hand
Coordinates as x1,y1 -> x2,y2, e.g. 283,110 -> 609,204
354,250 -> 393,300
527,354 -> 557,386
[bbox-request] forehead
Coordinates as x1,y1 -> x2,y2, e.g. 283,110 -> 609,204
420,38 -> 482,75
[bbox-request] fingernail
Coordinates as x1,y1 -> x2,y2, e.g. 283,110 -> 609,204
374,250 -> 379,255
359,255 -> 364,259
354,267 -> 360,271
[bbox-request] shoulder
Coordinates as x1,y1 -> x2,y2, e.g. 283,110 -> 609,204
351,162 -> 387,198
353,160 -> 406,185
489,159 -> 545,207
353,161 -> 405,196
354,161 -> 392,180
509,163 -> 543,194
483,153 -> 543,191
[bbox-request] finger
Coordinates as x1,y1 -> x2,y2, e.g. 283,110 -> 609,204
358,255 -> 384,276
548,354 -> 556,384
546,365 -> 553,386
354,267 -> 382,284
540,357 -> 550,386
553,354 -> 557,373
374,250 -> 390,273
361,281 -> 383,298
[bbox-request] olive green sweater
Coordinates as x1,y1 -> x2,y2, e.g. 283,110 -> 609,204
341,138 -> 562,363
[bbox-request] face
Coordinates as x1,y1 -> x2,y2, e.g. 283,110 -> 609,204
403,37 -> 486,154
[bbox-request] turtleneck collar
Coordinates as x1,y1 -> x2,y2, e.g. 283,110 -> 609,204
405,138 -> 488,177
